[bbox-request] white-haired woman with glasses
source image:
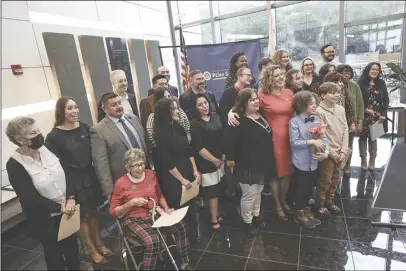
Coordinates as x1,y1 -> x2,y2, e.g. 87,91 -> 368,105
5,116 -> 80,270
109,148 -> 192,271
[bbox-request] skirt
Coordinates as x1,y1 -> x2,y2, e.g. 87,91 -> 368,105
201,165 -> 224,199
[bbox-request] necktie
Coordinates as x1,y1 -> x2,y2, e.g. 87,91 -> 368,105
118,118 -> 140,149
305,116 -> 315,123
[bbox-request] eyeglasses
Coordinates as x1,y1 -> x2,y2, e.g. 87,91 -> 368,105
131,163 -> 145,169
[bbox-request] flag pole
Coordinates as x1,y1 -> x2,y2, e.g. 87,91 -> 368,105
267,1 -> 276,58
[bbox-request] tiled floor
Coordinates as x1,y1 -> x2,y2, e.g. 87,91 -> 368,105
2,137 -> 406,270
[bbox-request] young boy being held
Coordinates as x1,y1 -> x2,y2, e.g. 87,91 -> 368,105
289,91 -> 328,229
315,82 -> 349,216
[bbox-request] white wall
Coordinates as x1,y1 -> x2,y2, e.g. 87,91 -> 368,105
1,0 -> 175,186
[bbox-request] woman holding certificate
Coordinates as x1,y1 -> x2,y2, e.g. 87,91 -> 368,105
109,148 -> 191,271
5,116 -> 80,270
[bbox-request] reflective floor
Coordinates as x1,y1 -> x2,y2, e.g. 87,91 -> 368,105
2,137 -> 406,270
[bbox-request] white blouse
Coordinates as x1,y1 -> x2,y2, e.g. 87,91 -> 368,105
11,146 -> 67,207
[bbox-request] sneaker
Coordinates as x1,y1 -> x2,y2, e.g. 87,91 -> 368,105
294,216 -> 316,229
317,207 -> 330,216
261,185 -> 272,196
327,204 -> 341,215
244,222 -> 257,236
181,264 -> 193,271
303,207 -> 321,226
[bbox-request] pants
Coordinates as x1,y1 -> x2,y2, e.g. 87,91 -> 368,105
294,167 -> 318,210
239,183 -> 264,224
124,216 -> 190,270
41,215 -> 80,271
343,132 -> 355,172
286,171 -> 297,205
316,158 -> 341,206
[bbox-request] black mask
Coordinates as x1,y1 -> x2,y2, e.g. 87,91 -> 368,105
26,133 -> 45,150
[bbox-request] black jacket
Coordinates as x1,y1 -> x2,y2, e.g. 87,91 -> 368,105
218,86 -> 238,126
6,157 -> 74,240
179,90 -> 218,120
148,84 -> 179,98
358,78 -> 389,132
97,92 -> 138,122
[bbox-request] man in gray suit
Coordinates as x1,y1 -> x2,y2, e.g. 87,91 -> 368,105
90,92 -> 149,200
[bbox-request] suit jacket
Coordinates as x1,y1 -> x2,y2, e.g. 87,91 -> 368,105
179,90 -> 218,120
90,114 -> 149,196
140,95 -> 155,129
97,92 -> 139,122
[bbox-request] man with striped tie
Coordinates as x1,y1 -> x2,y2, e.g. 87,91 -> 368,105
90,92 -> 150,201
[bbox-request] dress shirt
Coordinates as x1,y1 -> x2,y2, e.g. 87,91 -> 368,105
289,114 -> 329,171
11,146 -> 66,213
108,115 -> 143,151
115,92 -> 133,115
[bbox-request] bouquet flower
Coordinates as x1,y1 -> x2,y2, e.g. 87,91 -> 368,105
308,121 -> 328,154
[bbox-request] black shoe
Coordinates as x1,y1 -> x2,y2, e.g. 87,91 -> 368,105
252,216 -> 260,229
181,264 -> 193,270
244,222 -> 256,236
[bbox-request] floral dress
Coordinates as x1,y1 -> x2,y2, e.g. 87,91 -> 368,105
360,85 -> 381,139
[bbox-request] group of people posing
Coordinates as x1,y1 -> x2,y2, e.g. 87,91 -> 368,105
5,43 -> 389,271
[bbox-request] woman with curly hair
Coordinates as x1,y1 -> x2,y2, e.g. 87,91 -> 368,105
258,65 -> 294,220
153,97 -> 201,242
272,49 -> 293,74
224,52 -> 256,90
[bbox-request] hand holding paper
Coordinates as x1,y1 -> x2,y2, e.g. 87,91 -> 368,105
58,204 -> 80,241
180,181 -> 199,206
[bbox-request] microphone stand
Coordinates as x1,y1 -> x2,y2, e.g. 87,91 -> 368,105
149,197 -> 179,271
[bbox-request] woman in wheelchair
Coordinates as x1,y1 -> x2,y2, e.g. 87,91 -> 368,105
109,148 -> 192,270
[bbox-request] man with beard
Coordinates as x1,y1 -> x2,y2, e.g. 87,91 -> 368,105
147,66 -> 179,97
97,70 -> 138,122
316,44 -> 341,71
90,93 -> 149,201
179,69 -> 218,121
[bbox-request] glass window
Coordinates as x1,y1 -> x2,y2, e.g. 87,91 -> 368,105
345,19 -> 403,83
275,1 -> 340,66
171,1 -> 210,25
213,1 -> 267,16
219,11 -> 268,43
345,1 -> 405,23
177,23 -> 213,46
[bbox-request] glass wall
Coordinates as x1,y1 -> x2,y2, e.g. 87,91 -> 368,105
168,0 -> 405,93
275,1 -> 340,67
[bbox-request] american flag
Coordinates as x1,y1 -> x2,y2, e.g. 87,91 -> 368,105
179,27 -> 189,92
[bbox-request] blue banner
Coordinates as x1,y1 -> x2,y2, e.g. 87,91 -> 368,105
187,39 -> 261,101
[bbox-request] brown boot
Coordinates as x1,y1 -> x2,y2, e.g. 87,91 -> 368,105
359,139 -> 368,171
294,210 -> 316,229
368,139 -> 377,171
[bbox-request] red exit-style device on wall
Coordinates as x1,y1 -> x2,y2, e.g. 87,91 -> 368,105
11,64 -> 23,75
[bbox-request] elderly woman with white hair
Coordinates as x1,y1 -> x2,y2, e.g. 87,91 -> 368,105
109,148 -> 192,271
5,116 -> 80,270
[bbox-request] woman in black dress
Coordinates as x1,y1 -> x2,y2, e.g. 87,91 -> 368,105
357,62 -> 389,171
153,98 -> 201,242
225,89 -> 277,235
191,94 -> 224,231
45,97 -> 112,264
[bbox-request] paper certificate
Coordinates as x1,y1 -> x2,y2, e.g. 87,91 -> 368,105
57,204 -> 80,241
180,181 -> 199,206
152,206 -> 189,228
370,121 -> 385,141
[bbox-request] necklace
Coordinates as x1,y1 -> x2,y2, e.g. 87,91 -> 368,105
17,148 -> 41,165
245,113 -> 271,133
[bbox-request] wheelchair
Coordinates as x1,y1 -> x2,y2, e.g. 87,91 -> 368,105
115,217 -> 177,271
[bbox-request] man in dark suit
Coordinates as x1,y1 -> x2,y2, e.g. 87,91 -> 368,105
90,93 -> 149,200
97,70 -> 138,122
179,69 -> 218,121
148,66 -> 179,97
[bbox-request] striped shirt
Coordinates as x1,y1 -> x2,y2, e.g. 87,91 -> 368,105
146,108 -> 191,147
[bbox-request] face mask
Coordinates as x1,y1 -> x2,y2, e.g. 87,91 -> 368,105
23,133 -> 45,150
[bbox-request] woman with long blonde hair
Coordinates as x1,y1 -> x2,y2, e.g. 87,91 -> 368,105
258,65 -> 294,220
272,49 -> 293,74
